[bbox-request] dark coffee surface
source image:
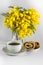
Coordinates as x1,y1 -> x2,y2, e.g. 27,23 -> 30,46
9,42 -> 20,45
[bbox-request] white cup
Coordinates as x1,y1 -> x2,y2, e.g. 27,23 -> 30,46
7,40 -> 22,53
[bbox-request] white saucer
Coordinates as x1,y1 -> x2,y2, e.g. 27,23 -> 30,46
2,46 -> 25,56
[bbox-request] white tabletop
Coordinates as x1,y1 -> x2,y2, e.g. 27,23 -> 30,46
0,43 -> 43,65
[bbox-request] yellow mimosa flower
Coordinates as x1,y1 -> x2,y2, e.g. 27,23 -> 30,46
10,21 -> 13,28
25,10 -> 29,14
8,9 -> 13,14
3,7 -> 40,39
19,13 -> 23,18
28,10 -> 32,15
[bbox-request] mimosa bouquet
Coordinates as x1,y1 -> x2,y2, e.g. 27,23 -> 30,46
2,6 -> 40,39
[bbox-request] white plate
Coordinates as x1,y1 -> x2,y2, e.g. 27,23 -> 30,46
2,46 -> 25,56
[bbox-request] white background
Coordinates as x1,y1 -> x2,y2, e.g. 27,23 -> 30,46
0,0 -> 43,65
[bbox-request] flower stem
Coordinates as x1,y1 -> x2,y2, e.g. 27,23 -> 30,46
16,33 -> 18,40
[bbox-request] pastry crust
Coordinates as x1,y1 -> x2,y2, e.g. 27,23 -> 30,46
34,42 -> 40,49
24,41 -> 40,50
24,41 -> 35,50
